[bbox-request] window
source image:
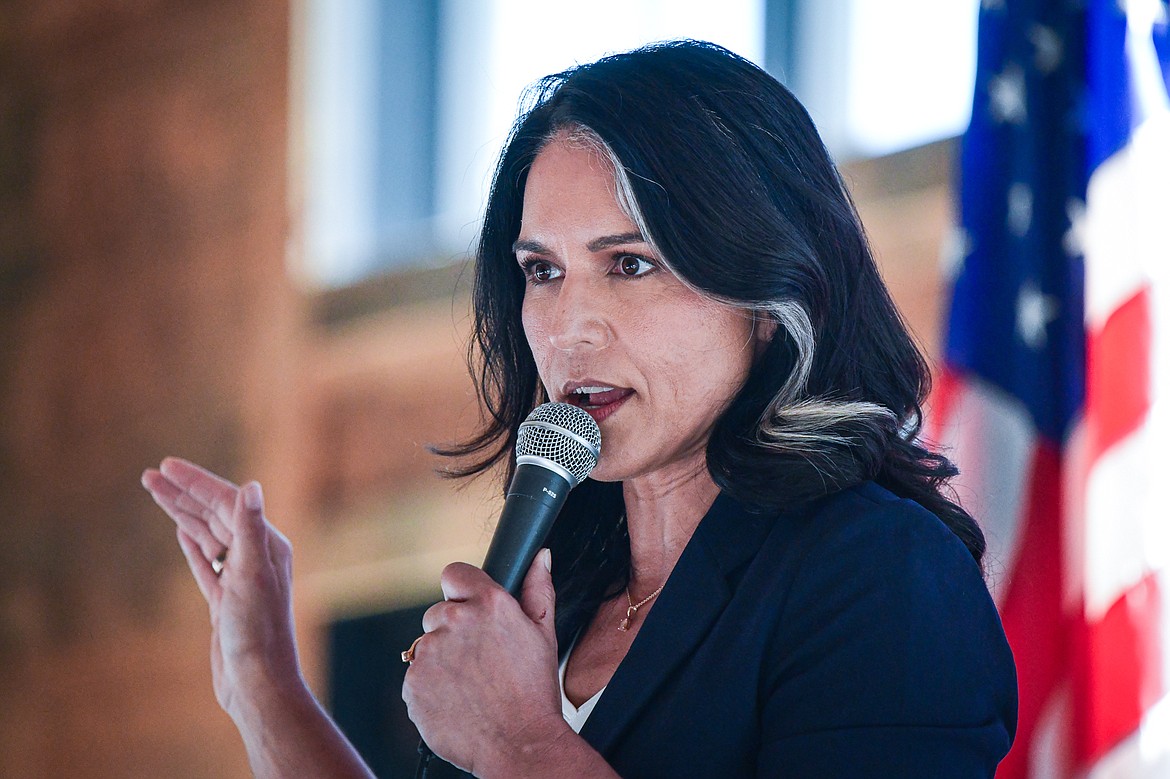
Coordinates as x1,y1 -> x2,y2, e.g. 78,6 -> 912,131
787,0 -> 978,159
301,0 -> 440,287
298,0 -> 977,288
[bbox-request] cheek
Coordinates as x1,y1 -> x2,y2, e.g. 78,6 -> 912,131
657,309 -> 755,400
520,300 -> 550,374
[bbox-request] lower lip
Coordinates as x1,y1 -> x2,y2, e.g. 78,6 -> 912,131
578,392 -> 632,424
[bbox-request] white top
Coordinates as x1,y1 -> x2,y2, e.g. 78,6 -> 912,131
559,641 -> 606,734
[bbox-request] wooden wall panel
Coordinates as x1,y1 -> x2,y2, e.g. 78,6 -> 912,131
0,2 -> 297,776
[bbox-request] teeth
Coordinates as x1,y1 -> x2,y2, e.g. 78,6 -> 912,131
574,386 -> 615,394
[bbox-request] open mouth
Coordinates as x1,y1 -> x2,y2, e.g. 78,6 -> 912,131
563,385 -> 634,422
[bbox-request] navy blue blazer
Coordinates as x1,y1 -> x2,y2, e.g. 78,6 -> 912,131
434,482 -> 1018,777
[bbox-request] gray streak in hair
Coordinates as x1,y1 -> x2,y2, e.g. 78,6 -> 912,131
756,301 -> 896,453
554,124 -> 664,269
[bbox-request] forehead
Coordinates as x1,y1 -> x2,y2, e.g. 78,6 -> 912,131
520,138 -> 637,235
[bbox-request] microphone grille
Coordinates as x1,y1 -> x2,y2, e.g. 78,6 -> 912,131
516,402 -> 602,486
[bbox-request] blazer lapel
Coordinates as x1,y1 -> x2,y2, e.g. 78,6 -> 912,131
578,493 -> 774,755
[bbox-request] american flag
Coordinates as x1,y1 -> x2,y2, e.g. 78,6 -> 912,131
932,0 -> 1170,776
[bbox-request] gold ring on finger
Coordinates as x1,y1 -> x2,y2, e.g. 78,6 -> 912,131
401,635 -> 424,664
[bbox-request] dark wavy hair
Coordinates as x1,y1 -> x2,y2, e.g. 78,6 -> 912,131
438,40 -> 984,641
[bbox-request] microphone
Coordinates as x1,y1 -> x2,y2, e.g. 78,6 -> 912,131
481,402 -> 602,596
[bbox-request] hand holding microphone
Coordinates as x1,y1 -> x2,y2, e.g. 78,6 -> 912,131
402,402 -> 601,774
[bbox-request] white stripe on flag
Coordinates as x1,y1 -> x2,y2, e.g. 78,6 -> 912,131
1082,114 -> 1170,331
1083,424 -> 1159,619
938,376 -> 1033,602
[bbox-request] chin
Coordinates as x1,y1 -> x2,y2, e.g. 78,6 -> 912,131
584,464 -> 626,484
582,451 -> 644,484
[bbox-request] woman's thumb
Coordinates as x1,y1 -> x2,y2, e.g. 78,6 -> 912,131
230,481 -> 267,571
519,548 -> 556,633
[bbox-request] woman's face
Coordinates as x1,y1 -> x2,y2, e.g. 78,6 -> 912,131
517,134 -> 760,484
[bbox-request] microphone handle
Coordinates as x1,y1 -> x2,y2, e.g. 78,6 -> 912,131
482,462 -> 571,597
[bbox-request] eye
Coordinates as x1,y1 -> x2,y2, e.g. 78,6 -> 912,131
614,254 -> 657,277
519,258 -> 562,284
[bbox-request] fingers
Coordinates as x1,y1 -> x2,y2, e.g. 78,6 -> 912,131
141,468 -> 231,562
422,556 -> 558,635
161,458 -> 239,539
266,523 -> 293,578
421,601 -> 454,634
439,562 -> 494,602
225,481 -> 268,577
142,459 -> 283,587
142,457 -> 238,546
435,555 -> 555,630
423,563 -> 510,633
160,457 -> 240,516
519,549 -> 555,633
176,528 -> 220,602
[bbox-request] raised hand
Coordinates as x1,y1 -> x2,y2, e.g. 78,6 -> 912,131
140,457 -> 301,719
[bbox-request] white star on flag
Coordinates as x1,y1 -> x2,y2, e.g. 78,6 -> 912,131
941,227 -> 974,281
1063,197 -> 1087,257
1008,182 -> 1034,236
1016,280 -> 1060,349
1029,25 -> 1064,74
989,63 -> 1028,124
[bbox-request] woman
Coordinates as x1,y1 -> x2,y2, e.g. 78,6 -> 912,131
143,41 -> 1016,778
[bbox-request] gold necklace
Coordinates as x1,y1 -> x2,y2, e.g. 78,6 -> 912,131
618,580 -> 666,631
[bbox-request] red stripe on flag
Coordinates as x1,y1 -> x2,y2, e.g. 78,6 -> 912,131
1073,573 -> 1164,767
1072,284 -> 1158,770
929,366 -> 961,427
1084,288 -> 1152,463
996,442 -> 1067,779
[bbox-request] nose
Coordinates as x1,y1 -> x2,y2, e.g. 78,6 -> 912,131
547,276 -> 612,352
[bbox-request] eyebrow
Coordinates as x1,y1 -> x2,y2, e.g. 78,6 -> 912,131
512,231 -> 647,255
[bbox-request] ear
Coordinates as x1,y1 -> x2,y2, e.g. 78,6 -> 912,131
753,311 -> 778,359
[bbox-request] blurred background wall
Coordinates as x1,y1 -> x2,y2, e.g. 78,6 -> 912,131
0,1 -> 976,776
